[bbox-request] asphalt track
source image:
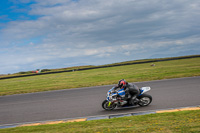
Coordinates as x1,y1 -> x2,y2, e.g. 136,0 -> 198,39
0,76 -> 200,125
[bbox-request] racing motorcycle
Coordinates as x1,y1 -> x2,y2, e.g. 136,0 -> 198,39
102,86 -> 152,110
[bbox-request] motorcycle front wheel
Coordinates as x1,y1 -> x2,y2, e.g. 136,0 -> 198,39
138,94 -> 152,107
102,100 -> 116,110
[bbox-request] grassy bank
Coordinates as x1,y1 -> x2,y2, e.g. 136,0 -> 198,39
1,110 -> 200,133
1,55 -> 199,79
0,57 -> 200,96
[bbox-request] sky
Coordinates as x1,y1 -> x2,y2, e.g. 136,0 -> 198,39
0,0 -> 200,74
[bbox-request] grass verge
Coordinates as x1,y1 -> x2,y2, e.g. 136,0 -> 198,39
0,110 -> 200,133
0,57 -> 200,96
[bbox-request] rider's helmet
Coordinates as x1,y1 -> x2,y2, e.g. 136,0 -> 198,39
118,79 -> 127,89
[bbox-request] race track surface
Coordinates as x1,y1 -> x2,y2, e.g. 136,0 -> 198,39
0,76 -> 200,125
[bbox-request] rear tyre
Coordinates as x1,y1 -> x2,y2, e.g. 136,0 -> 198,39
138,94 -> 152,107
102,100 -> 116,110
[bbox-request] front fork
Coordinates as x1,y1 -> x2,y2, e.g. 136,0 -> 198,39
107,101 -> 111,107
107,99 -> 120,107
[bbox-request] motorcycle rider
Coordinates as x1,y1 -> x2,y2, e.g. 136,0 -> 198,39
113,79 -> 140,105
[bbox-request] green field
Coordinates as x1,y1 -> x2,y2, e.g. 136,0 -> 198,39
0,57 -> 200,96
0,110 -> 199,133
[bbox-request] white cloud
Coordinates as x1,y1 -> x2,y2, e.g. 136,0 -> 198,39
0,0 -> 200,74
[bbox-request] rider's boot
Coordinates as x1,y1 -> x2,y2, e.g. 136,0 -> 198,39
130,95 -> 138,105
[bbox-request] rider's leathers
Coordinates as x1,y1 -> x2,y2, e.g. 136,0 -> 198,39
113,83 -> 140,102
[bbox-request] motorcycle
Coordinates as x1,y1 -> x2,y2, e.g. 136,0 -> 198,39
102,86 -> 152,110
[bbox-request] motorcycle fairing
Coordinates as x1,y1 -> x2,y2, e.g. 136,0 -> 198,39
117,88 -> 125,97
138,87 -> 151,96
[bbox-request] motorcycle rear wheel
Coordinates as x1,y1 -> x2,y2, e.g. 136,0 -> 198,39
102,100 -> 116,110
138,94 -> 152,107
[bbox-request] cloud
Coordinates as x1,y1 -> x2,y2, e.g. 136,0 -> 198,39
0,0 -> 200,74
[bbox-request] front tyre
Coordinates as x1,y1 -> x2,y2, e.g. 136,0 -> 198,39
138,94 -> 152,107
102,100 -> 116,110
